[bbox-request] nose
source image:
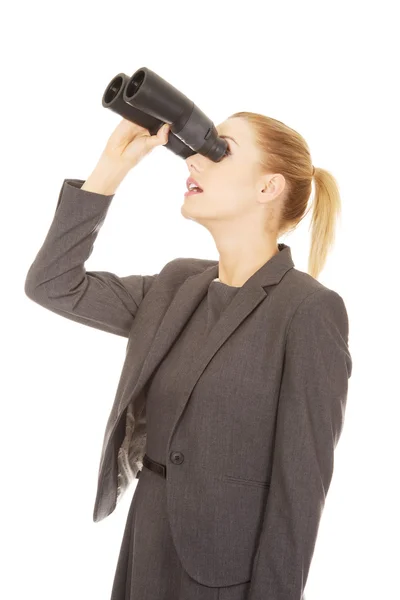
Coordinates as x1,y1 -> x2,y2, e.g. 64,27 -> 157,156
185,156 -> 200,173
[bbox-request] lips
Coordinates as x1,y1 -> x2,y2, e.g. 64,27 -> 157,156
186,176 -> 203,191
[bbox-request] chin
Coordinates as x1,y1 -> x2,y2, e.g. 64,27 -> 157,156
181,201 -> 213,224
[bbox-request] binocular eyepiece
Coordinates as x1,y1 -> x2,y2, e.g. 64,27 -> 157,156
102,67 -> 229,162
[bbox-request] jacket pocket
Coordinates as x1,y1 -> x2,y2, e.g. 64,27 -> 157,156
222,474 -> 271,489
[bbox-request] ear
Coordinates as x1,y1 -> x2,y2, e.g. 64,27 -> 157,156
259,173 -> 286,203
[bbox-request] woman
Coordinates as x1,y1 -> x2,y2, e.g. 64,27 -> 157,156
25,115 -> 352,600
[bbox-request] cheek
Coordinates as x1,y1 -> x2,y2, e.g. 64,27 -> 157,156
214,188 -> 250,216
219,174 -> 251,205
215,167 -> 244,195
206,164 -> 253,210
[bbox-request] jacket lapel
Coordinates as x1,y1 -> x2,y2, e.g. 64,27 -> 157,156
121,244 -> 294,420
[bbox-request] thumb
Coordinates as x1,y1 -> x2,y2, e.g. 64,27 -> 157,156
158,123 -> 170,144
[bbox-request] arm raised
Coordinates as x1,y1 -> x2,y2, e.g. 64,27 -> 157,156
24,179 -> 157,338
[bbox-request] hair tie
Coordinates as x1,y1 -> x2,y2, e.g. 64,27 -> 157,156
312,165 -> 316,176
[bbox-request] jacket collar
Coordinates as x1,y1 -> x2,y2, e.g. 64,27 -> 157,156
203,242 -> 294,289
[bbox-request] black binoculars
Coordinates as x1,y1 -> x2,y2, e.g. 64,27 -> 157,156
101,67 -> 229,163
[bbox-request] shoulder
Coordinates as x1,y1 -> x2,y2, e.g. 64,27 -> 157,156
282,266 -> 348,311
167,256 -> 218,271
158,256 -> 217,283
278,267 -> 350,340
285,273 -> 350,352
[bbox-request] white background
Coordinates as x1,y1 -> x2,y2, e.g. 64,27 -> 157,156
2,0 -> 399,599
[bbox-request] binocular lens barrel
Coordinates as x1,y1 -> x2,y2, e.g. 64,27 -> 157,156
102,67 -> 228,162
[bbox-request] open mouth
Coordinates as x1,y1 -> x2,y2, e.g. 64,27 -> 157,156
184,187 -> 204,197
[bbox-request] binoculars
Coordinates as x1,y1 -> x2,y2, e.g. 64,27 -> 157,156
101,67 -> 229,163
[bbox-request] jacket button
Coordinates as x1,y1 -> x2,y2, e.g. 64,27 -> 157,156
170,451 -> 184,465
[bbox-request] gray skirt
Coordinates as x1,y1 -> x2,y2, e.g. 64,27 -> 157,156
109,460 -> 251,600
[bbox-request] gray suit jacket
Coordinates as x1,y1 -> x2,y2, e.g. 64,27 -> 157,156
25,178 -> 352,597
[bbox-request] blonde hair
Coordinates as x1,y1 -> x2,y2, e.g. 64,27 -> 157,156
229,111 -> 342,280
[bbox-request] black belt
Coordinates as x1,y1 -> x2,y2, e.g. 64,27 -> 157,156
139,453 -> 167,478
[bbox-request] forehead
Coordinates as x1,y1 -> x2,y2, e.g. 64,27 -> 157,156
216,118 -> 255,145
216,119 -> 262,174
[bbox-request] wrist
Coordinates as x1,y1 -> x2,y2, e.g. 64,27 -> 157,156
82,159 -> 130,195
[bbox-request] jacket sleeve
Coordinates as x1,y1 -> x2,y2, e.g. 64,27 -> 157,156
247,288 -> 352,600
24,178 -> 158,338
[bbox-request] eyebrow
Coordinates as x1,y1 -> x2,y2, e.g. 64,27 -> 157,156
219,134 -> 239,147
